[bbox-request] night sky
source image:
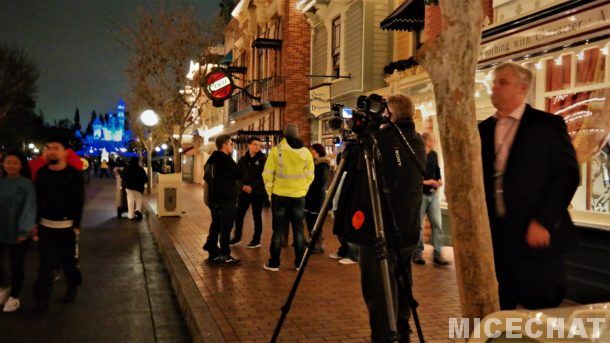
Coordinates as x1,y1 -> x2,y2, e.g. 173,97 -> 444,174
0,0 -> 219,123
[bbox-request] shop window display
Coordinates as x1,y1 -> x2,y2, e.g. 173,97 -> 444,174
544,49 -> 610,214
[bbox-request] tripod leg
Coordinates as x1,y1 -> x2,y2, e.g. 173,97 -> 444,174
363,147 -> 399,342
270,157 -> 348,343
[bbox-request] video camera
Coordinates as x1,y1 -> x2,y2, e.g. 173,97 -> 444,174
329,94 -> 388,136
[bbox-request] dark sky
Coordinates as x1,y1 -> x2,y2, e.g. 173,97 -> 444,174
0,0 -> 219,123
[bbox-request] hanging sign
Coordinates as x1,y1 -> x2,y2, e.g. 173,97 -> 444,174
202,68 -> 235,102
309,84 -> 331,117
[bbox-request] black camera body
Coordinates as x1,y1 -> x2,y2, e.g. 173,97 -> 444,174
329,94 -> 388,136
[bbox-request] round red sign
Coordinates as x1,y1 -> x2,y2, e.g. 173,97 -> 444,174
202,69 -> 235,102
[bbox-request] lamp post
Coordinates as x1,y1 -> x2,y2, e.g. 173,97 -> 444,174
140,110 -> 159,195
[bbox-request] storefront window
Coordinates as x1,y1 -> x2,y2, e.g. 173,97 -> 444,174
576,48 -> 606,87
545,89 -> 610,213
546,54 -> 572,92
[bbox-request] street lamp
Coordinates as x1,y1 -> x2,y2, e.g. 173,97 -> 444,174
28,143 -> 35,149
140,110 -> 159,194
140,110 -> 159,127
161,143 -> 168,150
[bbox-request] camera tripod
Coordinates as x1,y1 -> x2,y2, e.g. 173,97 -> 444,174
270,124 -> 425,343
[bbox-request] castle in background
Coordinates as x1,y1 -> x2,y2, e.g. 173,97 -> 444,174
81,99 -> 133,156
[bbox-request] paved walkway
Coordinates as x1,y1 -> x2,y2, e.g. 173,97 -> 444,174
0,178 -> 190,343
147,183 -> 462,343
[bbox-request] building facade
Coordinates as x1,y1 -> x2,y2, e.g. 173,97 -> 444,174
300,0 -> 396,155
215,0 -> 312,154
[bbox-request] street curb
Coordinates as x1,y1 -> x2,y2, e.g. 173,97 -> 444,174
144,202 -> 226,343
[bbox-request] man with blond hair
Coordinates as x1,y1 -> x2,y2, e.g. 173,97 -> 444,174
359,93 -> 425,341
479,62 -> 579,310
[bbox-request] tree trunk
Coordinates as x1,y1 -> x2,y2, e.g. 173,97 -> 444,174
415,0 -> 499,319
172,138 -> 182,173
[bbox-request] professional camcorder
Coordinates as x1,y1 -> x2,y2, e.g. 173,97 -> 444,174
329,94 -> 388,135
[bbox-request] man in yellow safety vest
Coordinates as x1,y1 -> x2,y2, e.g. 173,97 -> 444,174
262,124 -> 314,271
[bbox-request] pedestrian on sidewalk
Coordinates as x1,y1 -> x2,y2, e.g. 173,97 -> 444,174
231,137 -> 267,248
100,160 -> 109,178
33,135 -> 85,312
412,132 -> 449,267
304,143 -> 331,254
262,125 -> 314,271
120,157 -> 148,220
479,62 -> 580,310
202,135 -> 243,264
0,151 -> 37,312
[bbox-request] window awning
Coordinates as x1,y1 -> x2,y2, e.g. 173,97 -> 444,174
380,0 -> 425,32
252,38 -> 283,50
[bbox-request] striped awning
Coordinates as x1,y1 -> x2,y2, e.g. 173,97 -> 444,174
380,0 -> 425,32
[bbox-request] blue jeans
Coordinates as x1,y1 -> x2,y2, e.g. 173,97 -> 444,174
416,192 -> 444,257
269,194 -> 305,268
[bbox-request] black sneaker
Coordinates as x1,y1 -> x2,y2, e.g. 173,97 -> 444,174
63,288 -> 78,303
412,253 -> 425,265
433,255 -> 450,267
229,237 -> 242,246
33,299 -> 49,314
246,241 -> 261,249
135,211 -> 143,220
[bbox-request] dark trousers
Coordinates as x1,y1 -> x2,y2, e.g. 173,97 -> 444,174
359,245 -> 414,343
492,220 -> 567,310
233,193 -> 265,243
34,226 -> 81,302
0,240 -> 30,298
204,204 -> 236,257
269,195 -> 305,268
337,236 -> 359,261
495,252 -> 566,310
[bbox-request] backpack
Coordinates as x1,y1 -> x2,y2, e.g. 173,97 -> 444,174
203,162 -> 215,207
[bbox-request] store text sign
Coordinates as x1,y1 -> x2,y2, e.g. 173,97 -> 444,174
479,2 -> 610,63
309,84 -> 331,117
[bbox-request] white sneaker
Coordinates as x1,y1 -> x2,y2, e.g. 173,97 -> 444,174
328,252 -> 343,260
0,287 -> 10,305
338,258 -> 357,265
263,264 -> 279,272
3,297 -> 20,312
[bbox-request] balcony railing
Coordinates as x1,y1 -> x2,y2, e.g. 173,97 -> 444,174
228,76 -> 286,120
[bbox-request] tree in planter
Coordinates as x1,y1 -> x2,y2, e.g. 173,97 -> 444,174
122,6 -> 223,173
414,0 -> 500,318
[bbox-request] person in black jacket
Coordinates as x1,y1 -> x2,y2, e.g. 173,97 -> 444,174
120,157 -> 148,220
33,136 -> 85,312
230,137 -> 267,248
304,143 -> 331,254
479,62 -> 580,310
202,135 -> 243,264
359,94 -> 425,342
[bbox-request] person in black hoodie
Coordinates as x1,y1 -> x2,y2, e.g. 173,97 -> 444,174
120,157 -> 148,220
304,143 -> 331,254
34,136 -> 85,312
202,135 -> 243,264
231,137 -> 267,248
360,94 -> 425,342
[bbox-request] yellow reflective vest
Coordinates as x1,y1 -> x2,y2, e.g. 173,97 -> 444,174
263,138 -> 315,198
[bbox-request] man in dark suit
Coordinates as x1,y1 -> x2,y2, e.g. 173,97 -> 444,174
478,62 -> 580,310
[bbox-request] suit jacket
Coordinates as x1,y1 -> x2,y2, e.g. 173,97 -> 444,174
478,104 -> 580,257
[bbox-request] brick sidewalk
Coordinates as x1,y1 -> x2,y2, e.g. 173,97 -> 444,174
148,183 -> 462,343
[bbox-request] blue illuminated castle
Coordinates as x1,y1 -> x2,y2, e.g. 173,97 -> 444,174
81,99 -> 132,156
